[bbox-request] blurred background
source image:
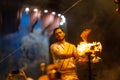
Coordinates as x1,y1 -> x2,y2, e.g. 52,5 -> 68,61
0,0 -> 120,80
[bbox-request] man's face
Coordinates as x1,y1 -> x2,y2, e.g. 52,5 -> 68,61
55,28 -> 65,41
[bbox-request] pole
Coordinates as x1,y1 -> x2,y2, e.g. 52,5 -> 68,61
87,52 -> 92,80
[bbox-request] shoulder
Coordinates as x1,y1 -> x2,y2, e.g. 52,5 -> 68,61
50,42 -> 57,47
50,42 -> 59,50
67,42 -> 76,47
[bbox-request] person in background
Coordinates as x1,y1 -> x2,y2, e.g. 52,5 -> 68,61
6,70 -> 27,80
38,64 -> 61,80
50,27 -> 80,80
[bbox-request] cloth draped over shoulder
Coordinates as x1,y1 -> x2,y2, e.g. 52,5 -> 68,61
50,42 -> 77,71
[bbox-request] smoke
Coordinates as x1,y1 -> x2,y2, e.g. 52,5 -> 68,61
17,29 -> 49,79
95,64 -> 120,80
21,29 -> 49,65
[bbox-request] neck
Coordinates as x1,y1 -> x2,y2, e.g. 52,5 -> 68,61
58,39 -> 66,44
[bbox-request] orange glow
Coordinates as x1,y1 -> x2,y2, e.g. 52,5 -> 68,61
77,41 -> 102,63
80,29 -> 91,42
77,42 -> 102,55
77,29 -> 102,63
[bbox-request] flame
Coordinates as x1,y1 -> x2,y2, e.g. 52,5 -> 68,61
80,29 -> 91,42
77,41 -> 102,63
77,29 -> 102,63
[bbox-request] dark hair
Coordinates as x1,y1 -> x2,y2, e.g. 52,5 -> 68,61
53,27 -> 64,35
11,70 -> 20,74
6,70 -> 27,80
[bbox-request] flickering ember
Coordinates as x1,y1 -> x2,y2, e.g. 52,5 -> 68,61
77,29 -> 102,63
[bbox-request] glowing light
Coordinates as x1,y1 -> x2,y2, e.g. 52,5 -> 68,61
25,7 -> 30,12
44,10 -> 48,13
52,12 -> 56,15
58,14 -> 61,17
77,42 -> 102,55
77,42 -> 102,63
33,8 -> 38,12
77,29 -> 102,63
59,22 -> 64,25
59,15 -> 66,25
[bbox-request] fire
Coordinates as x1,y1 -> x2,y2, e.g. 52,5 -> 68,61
77,29 -> 102,63
77,42 -> 102,55
77,41 -> 102,63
